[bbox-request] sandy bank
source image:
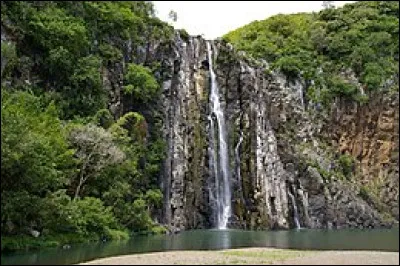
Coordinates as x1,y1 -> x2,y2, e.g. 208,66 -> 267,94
79,247 -> 399,265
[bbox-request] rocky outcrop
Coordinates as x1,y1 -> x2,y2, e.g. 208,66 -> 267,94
8,19 -> 399,231
158,37 -> 211,231
215,44 -> 291,230
6,20 -> 395,231
140,33 -> 397,232
303,166 -> 390,229
2,1 -> 397,235
327,92 -> 399,220
147,36 -> 295,232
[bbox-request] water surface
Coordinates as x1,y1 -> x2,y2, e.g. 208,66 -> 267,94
1,228 -> 398,265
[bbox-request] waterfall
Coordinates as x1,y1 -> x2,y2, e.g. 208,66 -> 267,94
294,80 -> 305,109
207,41 -> 231,230
299,85 -> 305,108
235,130 -> 244,198
288,189 -> 301,230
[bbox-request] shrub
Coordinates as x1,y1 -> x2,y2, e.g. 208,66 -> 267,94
1,41 -> 17,77
1,90 -> 73,195
130,198 -> 154,231
359,186 -> 371,202
92,109 -> 114,129
98,44 -> 123,64
64,55 -> 106,118
73,197 -> 120,237
104,228 -> 130,240
27,6 -> 88,52
177,29 -> 190,42
361,62 -> 385,90
150,225 -> 167,235
328,76 -> 358,97
123,63 -> 159,103
338,153 -> 355,179
144,189 -> 163,209
272,56 -> 302,79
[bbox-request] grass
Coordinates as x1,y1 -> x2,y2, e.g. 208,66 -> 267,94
222,249 -> 315,264
228,258 -> 248,264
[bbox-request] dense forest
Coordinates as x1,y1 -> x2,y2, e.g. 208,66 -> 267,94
1,1 -> 175,251
1,0 -> 398,252
224,1 -> 398,106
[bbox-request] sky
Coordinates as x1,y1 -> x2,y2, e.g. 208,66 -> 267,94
152,1 -> 355,39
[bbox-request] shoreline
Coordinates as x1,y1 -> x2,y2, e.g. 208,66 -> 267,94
79,247 -> 399,265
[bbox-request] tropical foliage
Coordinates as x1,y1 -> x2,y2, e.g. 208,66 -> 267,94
1,1 -> 171,251
224,1 -> 399,105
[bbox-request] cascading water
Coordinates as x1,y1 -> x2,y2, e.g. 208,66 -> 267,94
288,189 -> 301,230
207,41 -> 231,230
299,85 -> 305,108
235,130 -> 244,200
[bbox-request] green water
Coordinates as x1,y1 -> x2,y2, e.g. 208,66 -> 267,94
1,228 -> 398,265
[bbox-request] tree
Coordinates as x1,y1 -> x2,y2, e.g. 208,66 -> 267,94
64,55 -> 106,118
1,90 -> 73,194
224,1 -> 399,106
67,124 -> 125,199
1,1 -> 173,246
1,42 -> 17,78
168,10 -> 177,23
1,90 -> 74,232
322,1 -> 335,9
123,63 -> 159,103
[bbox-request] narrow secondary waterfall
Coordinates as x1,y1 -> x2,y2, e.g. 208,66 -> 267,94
235,130 -> 244,197
288,190 -> 301,229
299,86 -> 305,108
207,41 -> 231,229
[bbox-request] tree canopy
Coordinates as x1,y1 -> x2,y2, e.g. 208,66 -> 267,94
223,1 -> 399,105
1,1 -> 170,251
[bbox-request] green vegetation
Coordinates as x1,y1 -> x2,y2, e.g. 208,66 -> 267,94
1,41 -> 17,77
1,1 -> 171,252
337,153 -> 355,179
1,234 -> 94,252
222,250 -> 313,264
358,179 -> 394,220
224,1 -> 399,106
305,153 -> 355,182
2,0 -> 398,253
123,63 -> 159,102
177,28 -> 190,42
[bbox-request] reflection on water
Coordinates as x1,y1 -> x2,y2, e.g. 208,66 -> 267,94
218,229 -> 231,249
1,228 -> 398,265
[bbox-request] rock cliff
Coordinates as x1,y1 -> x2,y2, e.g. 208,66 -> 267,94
4,21 -> 397,231
128,33 -> 399,232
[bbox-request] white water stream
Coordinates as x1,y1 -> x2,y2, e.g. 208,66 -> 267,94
207,41 -> 231,229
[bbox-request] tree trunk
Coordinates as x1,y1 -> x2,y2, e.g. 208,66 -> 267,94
74,177 -> 84,200
74,162 -> 87,200
73,149 -> 97,200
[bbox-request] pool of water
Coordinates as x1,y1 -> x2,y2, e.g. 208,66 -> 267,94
1,228 -> 398,265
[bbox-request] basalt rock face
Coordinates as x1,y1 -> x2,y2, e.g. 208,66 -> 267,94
4,23 -> 396,231
328,92 -> 399,220
158,37 -> 211,231
146,34 -> 397,232
155,36 -> 293,232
